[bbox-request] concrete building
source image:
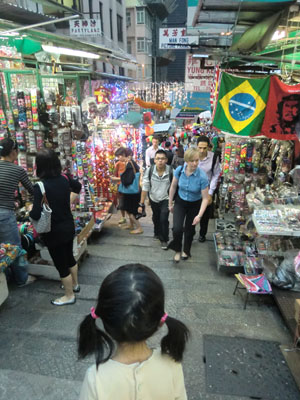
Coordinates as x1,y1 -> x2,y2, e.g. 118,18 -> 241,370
126,0 -> 177,82
0,0 -> 136,78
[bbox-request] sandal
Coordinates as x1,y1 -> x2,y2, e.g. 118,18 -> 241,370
130,229 -> 143,234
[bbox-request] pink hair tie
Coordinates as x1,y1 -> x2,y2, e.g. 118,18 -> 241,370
90,307 -> 99,320
160,312 -> 168,325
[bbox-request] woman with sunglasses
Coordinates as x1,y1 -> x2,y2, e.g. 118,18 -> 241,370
0,138 -> 36,286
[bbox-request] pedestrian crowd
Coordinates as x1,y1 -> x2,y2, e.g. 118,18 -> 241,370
0,132 -> 223,400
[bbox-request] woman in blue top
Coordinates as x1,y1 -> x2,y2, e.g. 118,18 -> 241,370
168,148 -> 209,263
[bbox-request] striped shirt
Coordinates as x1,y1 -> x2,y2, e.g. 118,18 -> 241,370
0,160 -> 34,210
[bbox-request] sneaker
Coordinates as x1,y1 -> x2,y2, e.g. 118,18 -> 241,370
161,241 -> 168,250
18,274 -> 36,287
118,218 -> 126,225
153,235 -> 160,241
198,236 -> 206,243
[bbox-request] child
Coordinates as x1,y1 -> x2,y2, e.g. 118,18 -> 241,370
78,263 -> 189,400
111,147 -> 127,225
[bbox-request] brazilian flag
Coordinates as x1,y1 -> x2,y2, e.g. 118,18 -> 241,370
212,73 -> 270,136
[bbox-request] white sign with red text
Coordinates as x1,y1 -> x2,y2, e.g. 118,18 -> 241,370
159,28 -> 198,49
185,54 -> 214,92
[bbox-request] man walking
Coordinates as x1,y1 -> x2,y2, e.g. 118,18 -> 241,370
197,136 -> 221,242
145,135 -> 160,167
138,150 -> 172,249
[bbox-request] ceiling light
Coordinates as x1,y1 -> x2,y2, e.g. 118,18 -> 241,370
42,45 -> 100,59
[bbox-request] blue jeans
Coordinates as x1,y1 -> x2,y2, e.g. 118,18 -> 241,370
0,208 -> 28,285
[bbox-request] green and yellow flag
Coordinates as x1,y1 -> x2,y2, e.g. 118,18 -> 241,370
212,73 -> 270,136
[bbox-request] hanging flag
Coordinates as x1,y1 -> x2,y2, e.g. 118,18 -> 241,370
212,73 -> 270,136
261,76 -> 300,141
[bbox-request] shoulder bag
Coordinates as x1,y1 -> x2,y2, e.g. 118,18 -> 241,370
30,181 -> 52,233
118,161 -> 140,194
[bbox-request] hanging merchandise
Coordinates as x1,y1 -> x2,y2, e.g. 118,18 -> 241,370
212,73 -> 270,136
261,76 -> 300,141
134,97 -> 172,111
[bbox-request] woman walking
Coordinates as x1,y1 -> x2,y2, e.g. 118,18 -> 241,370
0,138 -> 35,286
29,149 -> 81,306
168,148 -> 209,263
120,148 -> 143,234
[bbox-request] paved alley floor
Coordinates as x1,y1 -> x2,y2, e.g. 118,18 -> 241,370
0,211 -> 296,400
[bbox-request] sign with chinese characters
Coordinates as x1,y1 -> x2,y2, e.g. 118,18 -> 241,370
159,28 -> 198,49
185,54 -> 214,93
70,19 -> 101,37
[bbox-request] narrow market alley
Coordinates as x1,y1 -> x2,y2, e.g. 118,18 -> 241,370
0,211 -> 298,400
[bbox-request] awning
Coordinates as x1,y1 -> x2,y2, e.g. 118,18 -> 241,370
230,11 -> 284,53
118,111 -> 142,126
141,122 -> 174,134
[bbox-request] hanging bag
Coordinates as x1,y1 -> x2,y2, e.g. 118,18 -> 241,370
30,181 -> 52,233
118,161 -> 140,194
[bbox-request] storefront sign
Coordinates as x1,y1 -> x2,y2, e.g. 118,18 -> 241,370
159,28 -> 197,49
185,54 -> 214,93
70,19 -> 101,37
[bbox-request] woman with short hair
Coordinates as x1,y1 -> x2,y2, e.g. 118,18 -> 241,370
0,138 -> 35,286
168,148 -> 209,263
30,149 -> 81,306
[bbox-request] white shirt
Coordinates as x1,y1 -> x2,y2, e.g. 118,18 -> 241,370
79,348 -> 187,400
142,165 -> 172,203
145,145 -> 160,167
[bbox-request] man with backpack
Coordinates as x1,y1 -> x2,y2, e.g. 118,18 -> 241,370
138,150 -> 173,250
197,136 -> 222,242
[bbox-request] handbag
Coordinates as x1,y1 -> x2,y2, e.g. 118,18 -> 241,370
30,181 -> 52,234
118,161 -> 140,194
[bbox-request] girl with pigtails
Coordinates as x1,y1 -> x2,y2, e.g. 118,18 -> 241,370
78,263 -> 189,400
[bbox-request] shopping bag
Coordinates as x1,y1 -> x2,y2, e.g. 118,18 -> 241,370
118,172 -> 140,194
30,181 -> 52,233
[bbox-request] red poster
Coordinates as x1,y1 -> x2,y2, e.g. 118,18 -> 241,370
261,76 -> 300,141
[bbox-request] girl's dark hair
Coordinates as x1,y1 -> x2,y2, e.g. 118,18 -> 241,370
78,264 -> 189,366
0,138 -> 18,157
177,145 -> 184,158
125,147 -> 133,157
36,149 -> 62,178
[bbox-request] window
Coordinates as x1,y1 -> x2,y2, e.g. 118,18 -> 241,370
117,0 -> 122,3
110,9 -> 113,40
137,8 -> 145,24
126,10 -> 131,27
137,37 -> 145,53
103,62 -> 106,73
117,14 -> 123,42
89,0 -> 93,18
119,67 -> 125,76
99,2 -> 103,33
127,40 -> 132,54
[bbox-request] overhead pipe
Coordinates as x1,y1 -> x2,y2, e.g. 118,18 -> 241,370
0,14 -> 80,35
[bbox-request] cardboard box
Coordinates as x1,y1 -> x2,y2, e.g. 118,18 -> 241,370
295,299 -> 300,323
77,216 -> 95,244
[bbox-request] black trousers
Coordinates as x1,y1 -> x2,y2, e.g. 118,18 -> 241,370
168,196 -> 201,256
150,199 -> 169,242
48,240 -> 77,278
199,199 -> 211,237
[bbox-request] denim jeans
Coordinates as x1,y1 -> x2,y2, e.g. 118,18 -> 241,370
0,207 -> 28,285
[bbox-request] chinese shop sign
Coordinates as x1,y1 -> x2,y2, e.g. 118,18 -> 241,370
185,54 -> 214,93
70,19 -> 101,37
159,28 -> 197,49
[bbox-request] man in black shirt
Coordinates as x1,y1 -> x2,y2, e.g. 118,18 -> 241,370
164,141 -> 173,166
